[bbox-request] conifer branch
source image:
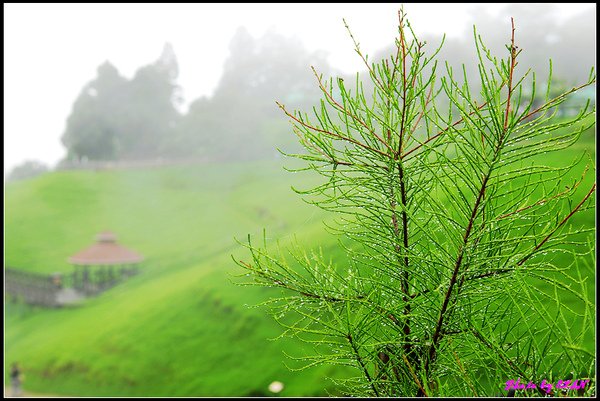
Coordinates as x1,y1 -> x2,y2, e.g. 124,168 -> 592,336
238,9 -> 595,397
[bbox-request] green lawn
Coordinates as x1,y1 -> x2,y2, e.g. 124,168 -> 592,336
4,160 -> 354,397
4,117 -> 594,396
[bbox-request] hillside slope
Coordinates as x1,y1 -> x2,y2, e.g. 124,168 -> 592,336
4,160 -> 352,396
5,121 -> 595,396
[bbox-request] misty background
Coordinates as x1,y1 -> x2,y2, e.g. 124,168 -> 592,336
4,4 -> 596,397
4,3 -> 595,181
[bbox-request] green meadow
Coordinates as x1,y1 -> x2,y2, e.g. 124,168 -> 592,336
4,117 -> 595,396
4,160 -> 355,397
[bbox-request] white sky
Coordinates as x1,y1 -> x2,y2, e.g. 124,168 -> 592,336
3,3 -> 595,175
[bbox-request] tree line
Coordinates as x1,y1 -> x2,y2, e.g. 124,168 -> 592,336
7,4 -> 594,181
58,5 -> 597,166
59,29 -> 331,165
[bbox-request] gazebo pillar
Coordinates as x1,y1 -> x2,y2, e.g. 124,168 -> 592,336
82,265 -> 91,294
108,265 -> 115,286
73,265 -> 84,290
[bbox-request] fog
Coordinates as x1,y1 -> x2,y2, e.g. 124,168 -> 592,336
4,3 -> 596,397
4,3 -> 595,179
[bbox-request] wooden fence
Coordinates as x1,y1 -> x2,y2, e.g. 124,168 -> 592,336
5,265 -> 139,307
5,268 -> 65,307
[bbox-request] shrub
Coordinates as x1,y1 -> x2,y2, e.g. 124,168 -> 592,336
237,9 -> 595,397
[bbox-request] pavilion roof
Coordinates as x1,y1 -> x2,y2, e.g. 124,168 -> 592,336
68,231 -> 144,266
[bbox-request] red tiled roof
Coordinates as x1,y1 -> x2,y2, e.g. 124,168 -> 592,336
68,231 -> 143,266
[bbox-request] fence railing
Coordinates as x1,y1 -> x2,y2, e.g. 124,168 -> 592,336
5,268 -> 63,307
5,265 -> 139,307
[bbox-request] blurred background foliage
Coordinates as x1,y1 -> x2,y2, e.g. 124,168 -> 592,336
4,3 -> 595,397
6,4 -> 587,177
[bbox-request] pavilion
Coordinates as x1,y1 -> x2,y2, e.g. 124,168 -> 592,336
68,231 -> 143,294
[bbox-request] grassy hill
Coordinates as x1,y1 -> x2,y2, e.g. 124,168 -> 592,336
4,160 -> 354,397
4,118 -> 595,396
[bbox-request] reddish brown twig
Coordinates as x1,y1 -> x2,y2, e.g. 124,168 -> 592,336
277,101 -> 391,159
516,80 -> 596,123
310,67 -> 395,155
402,354 -> 428,397
503,18 -> 519,132
497,165 -> 590,220
401,100 -> 490,159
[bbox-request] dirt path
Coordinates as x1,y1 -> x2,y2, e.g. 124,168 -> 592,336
5,387 -> 64,398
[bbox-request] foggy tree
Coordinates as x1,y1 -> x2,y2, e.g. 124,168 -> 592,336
61,29 -> 335,163
167,96 -> 220,159
177,27 -> 332,160
214,27 -> 330,114
58,6 -> 594,166
371,4 -> 595,96
486,3 -> 593,85
61,61 -> 127,161
447,4 -> 594,87
366,4 -> 596,124
467,4 -> 596,112
552,10 -> 596,84
6,160 -> 49,182
61,44 -> 181,162
118,43 -> 182,159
